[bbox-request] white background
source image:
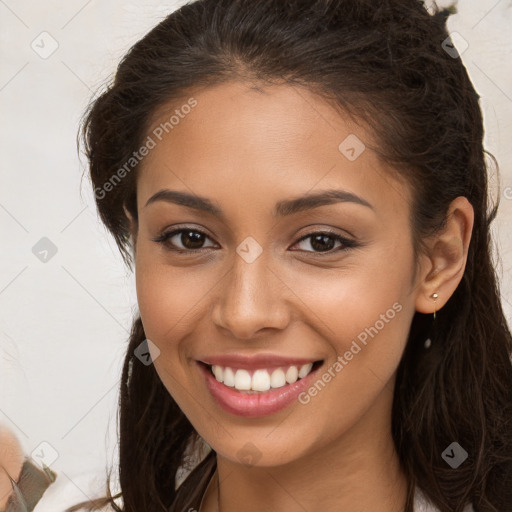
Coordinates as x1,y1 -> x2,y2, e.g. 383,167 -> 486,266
1,0 -> 511,503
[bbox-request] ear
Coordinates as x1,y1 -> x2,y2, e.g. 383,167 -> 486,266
414,196 -> 474,315
123,203 -> 138,244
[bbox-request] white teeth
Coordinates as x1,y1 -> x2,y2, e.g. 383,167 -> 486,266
234,369 -> 252,390
223,367 -> 235,387
251,369 -> 271,391
210,362 -> 317,392
298,363 -> 313,378
212,365 -> 223,382
285,366 -> 298,384
270,368 -> 286,388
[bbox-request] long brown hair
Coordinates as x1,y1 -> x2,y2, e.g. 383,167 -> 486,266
69,1 -> 512,511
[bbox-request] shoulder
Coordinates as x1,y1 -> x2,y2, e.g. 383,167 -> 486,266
413,487 -> 474,512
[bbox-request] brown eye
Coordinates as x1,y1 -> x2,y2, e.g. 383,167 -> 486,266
292,232 -> 358,254
153,228 -> 217,252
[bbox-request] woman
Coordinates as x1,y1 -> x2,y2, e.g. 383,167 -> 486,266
3,0 -> 511,511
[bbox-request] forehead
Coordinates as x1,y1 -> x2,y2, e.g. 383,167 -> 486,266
137,81 -> 412,220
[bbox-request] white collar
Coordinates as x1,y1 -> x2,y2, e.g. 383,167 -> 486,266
413,487 -> 474,512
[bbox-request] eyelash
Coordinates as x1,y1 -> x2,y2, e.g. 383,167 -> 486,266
152,227 -> 359,255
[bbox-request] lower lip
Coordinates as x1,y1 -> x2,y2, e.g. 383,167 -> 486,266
198,362 -> 322,418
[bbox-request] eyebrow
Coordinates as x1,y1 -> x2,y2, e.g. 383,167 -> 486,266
144,188 -> 374,218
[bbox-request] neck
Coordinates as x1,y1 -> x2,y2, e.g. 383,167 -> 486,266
200,388 -> 408,512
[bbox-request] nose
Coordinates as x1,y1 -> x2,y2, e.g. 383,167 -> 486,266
211,251 -> 291,340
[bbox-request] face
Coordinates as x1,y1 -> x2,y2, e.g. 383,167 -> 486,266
132,81 -> 422,467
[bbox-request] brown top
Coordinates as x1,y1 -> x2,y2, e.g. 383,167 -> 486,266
4,458 -> 56,512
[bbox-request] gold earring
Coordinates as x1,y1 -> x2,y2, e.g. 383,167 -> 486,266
431,292 -> 439,320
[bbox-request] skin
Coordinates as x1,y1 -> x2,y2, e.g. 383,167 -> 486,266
0,424 -> 24,509
127,81 -> 474,512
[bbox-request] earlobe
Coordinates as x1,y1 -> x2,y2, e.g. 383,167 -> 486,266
123,204 -> 138,258
414,196 -> 474,315
123,204 -> 137,235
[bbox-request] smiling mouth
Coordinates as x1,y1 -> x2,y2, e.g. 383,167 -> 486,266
199,360 -> 324,393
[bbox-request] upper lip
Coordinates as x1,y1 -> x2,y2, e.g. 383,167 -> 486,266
197,353 -> 322,370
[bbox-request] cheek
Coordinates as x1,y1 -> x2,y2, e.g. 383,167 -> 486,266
284,245 -> 414,400
133,248 -> 213,415
134,245 -> 214,346
285,243 -> 413,340
287,274 -> 413,450
294,273 -> 410,384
